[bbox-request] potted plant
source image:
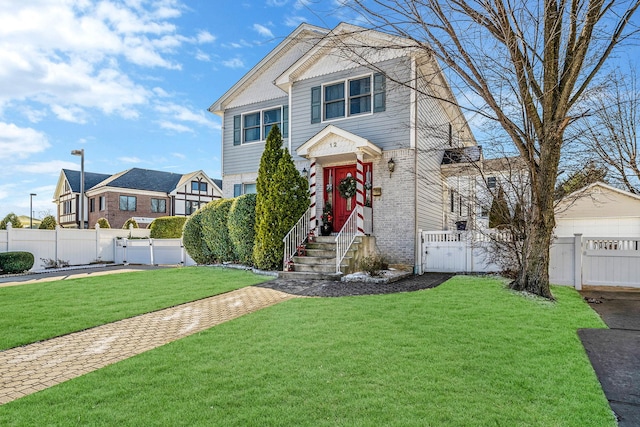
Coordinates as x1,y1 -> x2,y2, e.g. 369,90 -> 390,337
320,203 -> 333,235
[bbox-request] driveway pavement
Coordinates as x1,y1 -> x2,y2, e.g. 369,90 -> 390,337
579,288 -> 640,427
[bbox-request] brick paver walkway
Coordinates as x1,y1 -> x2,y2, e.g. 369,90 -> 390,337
0,286 -> 297,405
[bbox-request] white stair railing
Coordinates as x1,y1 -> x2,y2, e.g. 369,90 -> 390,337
335,207 -> 360,273
282,207 -> 312,270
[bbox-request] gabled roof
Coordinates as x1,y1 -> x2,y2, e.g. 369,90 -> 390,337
62,169 -> 111,193
560,181 -> 640,203
208,23 -> 328,115
90,168 -> 184,193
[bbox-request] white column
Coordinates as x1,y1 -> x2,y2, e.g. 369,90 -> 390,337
356,152 -> 365,234
309,157 -> 317,232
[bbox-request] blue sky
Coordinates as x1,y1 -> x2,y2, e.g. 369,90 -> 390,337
0,0 -> 354,218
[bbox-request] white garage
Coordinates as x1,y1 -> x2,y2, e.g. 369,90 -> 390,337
555,182 -> 640,238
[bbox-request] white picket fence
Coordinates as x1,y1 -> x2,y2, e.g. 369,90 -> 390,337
0,225 -> 193,271
421,230 -> 640,289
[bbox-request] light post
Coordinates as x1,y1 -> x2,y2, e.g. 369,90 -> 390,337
71,149 -> 85,229
29,193 -> 37,228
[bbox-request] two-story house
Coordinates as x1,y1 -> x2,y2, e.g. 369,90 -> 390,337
54,168 -> 222,229
209,23 -> 476,272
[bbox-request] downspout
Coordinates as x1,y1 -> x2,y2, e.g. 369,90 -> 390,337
413,58 -> 420,274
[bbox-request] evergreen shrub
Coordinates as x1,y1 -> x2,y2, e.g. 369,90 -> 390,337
228,193 -> 257,265
202,199 -> 236,263
183,202 -> 215,264
95,218 -> 111,229
39,215 -> 57,230
0,252 -> 34,274
149,216 -> 187,238
122,218 -> 139,229
0,213 -> 23,229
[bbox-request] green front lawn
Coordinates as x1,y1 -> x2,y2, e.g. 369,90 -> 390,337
0,267 -> 271,350
0,276 -> 613,426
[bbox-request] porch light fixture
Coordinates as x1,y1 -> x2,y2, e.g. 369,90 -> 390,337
302,167 -> 308,177
387,158 -> 395,177
71,149 -> 85,229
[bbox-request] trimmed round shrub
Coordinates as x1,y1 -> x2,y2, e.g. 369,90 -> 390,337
201,199 -> 236,263
149,216 -> 187,238
0,252 -> 34,274
39,215 -> 57,230
122,218 -> 139,229
183,202 -> 216,264
95,217 -> 111,229
228,193 -> 257,266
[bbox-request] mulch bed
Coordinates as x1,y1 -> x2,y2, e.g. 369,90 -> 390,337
256,272 -> 454,297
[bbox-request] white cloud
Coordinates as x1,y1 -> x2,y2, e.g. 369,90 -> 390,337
222,57 -> 245,69
267,0 -> 289,5
171,152 -> 186,159
154,102 -> 219,129
0,122 -> 50,159
21,160 -> 78,174
285,16 -> 307,27
196,30 -> 215,43
0,0 -> 209,121
118,156 -> 143,163
195,49 -> 211,62
253,24 -> 274,38
158,121 -> 193,133
294,0 -> 311,9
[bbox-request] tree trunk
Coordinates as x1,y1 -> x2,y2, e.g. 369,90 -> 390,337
509,135 -> 560,300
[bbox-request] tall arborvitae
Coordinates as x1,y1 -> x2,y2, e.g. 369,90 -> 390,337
253,125 -> 309,270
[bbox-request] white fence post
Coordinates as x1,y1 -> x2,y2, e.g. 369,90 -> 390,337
573,233 -> 583,290
6,223 -> 12,251
149,238 -> 154,265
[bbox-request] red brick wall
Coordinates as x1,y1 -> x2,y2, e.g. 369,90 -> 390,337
87,192 -> 173,229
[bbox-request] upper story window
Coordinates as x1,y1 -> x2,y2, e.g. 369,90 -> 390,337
233,105 -> 288,146
99,196 -> 106,211
63,200 -> 72,214
151,198 -> 166,213
312,73 -> 385,124
487,176 -> 497,189
191,181 -> 207,192
119,195 -> 136,211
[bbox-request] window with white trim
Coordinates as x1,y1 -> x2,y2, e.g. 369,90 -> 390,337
312,73 -> 385,123
151,198 -> 166,213
233,106 -> 288,145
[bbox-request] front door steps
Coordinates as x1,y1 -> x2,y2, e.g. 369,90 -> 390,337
278,235 -> 363,280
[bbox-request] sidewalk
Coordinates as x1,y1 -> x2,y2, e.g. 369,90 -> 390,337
0,286 -> 297,405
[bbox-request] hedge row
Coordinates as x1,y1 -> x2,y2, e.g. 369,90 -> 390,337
183,194 -> 256,266
149,216 -> 187,238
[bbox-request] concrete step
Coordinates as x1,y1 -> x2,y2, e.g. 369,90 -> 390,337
311,235 -> 337,243
306,242 -> 336,251
294,255 -> 335,266
305,248 -> 335,258
278,271 -> 342,280
293,263 -> 337,274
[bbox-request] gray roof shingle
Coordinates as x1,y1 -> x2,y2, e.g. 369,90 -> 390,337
62,169 -> 111,193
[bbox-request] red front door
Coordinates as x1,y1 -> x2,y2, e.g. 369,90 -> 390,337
325,165 -> 358,231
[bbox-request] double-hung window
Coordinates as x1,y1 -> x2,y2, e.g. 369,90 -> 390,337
233,106 -> 288,145
312,73 -> 384,123
119,195 -> 136,211
324,82 -> 345,120
349,76 -> 371,115
243,112 -> 261,143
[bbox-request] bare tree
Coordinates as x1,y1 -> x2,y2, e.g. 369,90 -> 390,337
330,0 -> 639,298
579,68 -> 640,193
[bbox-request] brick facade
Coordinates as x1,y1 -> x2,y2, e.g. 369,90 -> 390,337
87,192 -> 174,229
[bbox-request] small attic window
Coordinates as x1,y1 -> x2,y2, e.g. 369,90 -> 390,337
487,176 -> 497,189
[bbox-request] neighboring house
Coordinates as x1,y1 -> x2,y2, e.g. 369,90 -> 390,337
441,147 -> 529,230
554,181 -> 640,237
54,168 -> 222,229
209,23 -> 476,271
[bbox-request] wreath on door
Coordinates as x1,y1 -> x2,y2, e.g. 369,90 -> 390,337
338,175 -> 357,199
